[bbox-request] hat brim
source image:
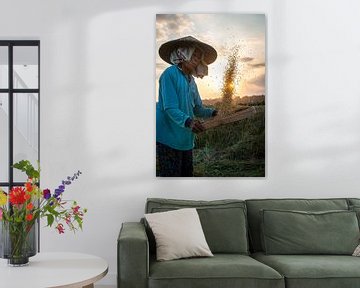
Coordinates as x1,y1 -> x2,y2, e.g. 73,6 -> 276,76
159,36 -> 217,65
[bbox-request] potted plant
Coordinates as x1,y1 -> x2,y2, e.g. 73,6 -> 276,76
0,160 -> 86,266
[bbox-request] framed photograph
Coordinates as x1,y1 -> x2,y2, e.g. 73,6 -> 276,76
156,14 -> 266,177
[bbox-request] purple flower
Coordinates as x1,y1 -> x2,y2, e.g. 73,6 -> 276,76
54,189 -> 63,198
43,189 -> 51,200
54,170 -> 82,199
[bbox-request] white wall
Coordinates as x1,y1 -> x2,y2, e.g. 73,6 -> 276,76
1,0 -> 360,285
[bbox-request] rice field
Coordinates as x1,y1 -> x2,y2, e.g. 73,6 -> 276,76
192,47 -> 265,177
193,100 -> 265,177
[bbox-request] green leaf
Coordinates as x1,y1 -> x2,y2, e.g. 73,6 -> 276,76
12,160 -> 40,180
75,216 -> 83,230
12,160 -> 30,170
47,214 -> 54,227
47,206 -> 60,217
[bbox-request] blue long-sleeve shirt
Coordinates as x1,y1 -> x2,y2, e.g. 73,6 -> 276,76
156,65 -> 214,150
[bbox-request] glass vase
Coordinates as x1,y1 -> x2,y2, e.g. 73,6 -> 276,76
0,220 -> 37,266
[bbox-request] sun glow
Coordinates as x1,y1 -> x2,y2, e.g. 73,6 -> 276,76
156,14 -> 265,100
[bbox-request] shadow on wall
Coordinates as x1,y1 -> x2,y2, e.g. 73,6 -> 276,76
67,0 -> 233,11
43,0 -> 240,172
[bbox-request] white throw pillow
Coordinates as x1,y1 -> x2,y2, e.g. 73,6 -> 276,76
353,244 -> 360,256
145,208 -> 213,261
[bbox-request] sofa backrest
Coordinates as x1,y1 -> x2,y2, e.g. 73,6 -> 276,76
348,198 -> 360,207
245,198 -> 349,252
145,198 -> 249,255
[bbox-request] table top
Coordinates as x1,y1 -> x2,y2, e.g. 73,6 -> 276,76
0,252 -> 108,288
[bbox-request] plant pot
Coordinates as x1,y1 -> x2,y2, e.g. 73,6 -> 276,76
0,220 -> 37,266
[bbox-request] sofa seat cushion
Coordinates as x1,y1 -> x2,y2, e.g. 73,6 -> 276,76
252,252 -> 360,288
149,254 -> 284,288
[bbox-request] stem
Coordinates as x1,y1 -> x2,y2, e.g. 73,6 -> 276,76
8,221 -> 30,259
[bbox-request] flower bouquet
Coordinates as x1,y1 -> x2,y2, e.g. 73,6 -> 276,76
0,160 -> 87,266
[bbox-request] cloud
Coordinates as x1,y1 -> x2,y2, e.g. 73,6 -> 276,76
156,14 -> 195,43
156,62 -> 169,79
248,72 -> 265,88
156,62 -> 167,70
249,62 -> 265,68
240,57 -> 254,62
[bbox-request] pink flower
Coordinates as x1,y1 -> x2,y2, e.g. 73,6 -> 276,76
0,208 -> 3,220
65,214 -> 71,225
56,223 -> 65,234
72,205 -> 80,215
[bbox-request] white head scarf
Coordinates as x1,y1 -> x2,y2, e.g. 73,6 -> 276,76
169,46 -> 209,78
169,47 -> 195,65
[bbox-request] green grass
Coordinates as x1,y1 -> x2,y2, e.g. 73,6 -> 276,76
193,105 -> 265,177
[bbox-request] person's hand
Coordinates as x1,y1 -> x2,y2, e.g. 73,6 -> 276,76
191,120 -> 205,133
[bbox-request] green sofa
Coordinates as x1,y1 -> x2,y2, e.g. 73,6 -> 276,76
118,198 -> 360,288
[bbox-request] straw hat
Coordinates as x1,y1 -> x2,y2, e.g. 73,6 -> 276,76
159,36 -> 217,65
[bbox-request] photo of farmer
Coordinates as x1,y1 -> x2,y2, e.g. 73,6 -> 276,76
156,14 -> 266,177
156,36 -> 218,177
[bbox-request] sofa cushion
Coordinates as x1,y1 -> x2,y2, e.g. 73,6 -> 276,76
146,198 -> 249,254
246,198 -> 349,252
261,209 -> 359,255
349,205 -> 360,228
145,208 -> 213,261
252,252 -> 360,288
149,254 -> 284,288
347,198 -> 360,207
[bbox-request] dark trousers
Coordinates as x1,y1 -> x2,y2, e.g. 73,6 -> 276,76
156,142 -> 193,177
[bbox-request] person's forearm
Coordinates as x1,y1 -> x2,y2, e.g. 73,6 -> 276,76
194,106 -> 216,118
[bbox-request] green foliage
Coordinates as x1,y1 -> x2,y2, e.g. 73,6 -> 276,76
12,160 -> 40,180
47,214 -> 55,227
1,162 -> 86,235
194,106 -> 265,177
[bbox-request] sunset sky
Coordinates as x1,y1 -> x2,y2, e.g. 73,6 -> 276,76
156,14 -> 266,100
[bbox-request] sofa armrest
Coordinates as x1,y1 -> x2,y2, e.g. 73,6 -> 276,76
118,222 -> 149,288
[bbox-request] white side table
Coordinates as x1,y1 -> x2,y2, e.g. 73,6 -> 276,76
0,252 -> 108,288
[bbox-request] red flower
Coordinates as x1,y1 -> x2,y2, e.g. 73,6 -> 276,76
24,193 -> 31,200
9,187 -> 26,205
26,203 -> 34,210
56,223 -> 65,234
25,182 -> 33,192
26,214 -> 33,221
